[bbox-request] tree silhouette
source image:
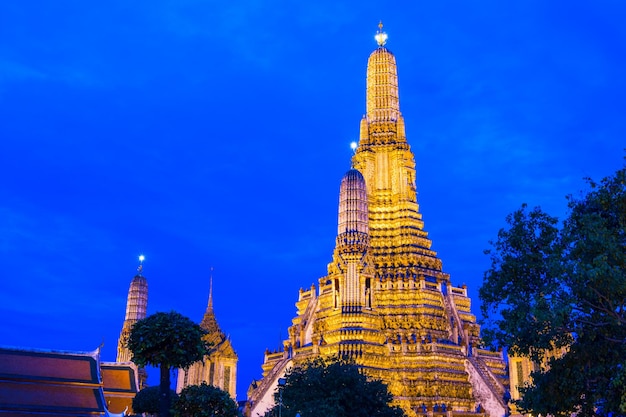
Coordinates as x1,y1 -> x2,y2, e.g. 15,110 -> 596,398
173,383 -> 239,417
128,311 -> 210,417
480,161 -> 626,416
265,357 -> 405,417
132,385 -> 178,415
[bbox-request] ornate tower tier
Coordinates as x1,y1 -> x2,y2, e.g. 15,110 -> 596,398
366,48 -> 400,124
330,168 -> 374,309
337,169 -> 369,238
354,25 -> 444,280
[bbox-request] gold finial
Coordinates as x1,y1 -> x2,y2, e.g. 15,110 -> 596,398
375,21 -> 388,46
137,254 -> 145,275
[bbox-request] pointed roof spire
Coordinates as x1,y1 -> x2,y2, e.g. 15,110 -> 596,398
200,267 -> 221,333
366,22 -> 399,124
208,267 -> 214,313
375,21 -> 388,47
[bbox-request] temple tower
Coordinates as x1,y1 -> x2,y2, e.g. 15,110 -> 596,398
314,168 -> 383,359
354,23 -> 443,277
116,257 -> 148,363
334,168 -> 371,308
247,24 -> 508,417
176,273 -> 238,399
116,256 -> 148,389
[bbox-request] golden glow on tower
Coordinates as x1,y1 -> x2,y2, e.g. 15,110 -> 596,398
247,24 -> 508,417
355,30 -> 441,276
334,169 -> 371,308
366,27 -> 399,124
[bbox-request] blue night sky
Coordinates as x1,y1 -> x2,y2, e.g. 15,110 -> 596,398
1,0 -> 624,400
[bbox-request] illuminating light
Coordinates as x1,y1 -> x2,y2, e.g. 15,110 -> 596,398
350,141 -> 358,151
375,31 -> 388,46
375,21 -> 388,46
139,254 -> 145,263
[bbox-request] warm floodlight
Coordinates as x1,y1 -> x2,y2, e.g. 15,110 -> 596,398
375,31 -> 388,46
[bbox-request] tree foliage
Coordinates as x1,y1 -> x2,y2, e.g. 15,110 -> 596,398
128,311 -> 210,417
132,385 -> 178,415
264,357 -> 405,417
128,311 -> 209,369
172,383 -> 239,417
480,163 -> 626,417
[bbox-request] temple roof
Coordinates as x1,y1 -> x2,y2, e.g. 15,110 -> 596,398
198,276 -> 238,359
201,308 -> 237,359
200,275 -> 222,334
343,168 -> 365,182
101,362 -> 139,414
200,304 -> 222,334
0,346 -> 106,416
0,346 -> 139,416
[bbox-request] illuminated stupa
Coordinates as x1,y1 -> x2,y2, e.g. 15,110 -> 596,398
116,255 -> 148,388
116,255 -> 148,364
246,24 -> 508,417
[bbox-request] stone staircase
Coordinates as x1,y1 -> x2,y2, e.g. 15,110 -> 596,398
469,355 -> 506,400
443,289 -> 508,417
443,291 -> 467,346
248,293 -> 319,417
466,355 -> 507,417
247,355 -> 292,417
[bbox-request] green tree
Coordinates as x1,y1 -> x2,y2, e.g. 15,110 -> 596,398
480,163 -> 626,417
128,311 -> 210,417
264,357 -> 405,417
172,383 -> 239,417
133,386 -> 178,416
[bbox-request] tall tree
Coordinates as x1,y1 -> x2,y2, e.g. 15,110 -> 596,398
128,311 -> 210,417
173,383 -> 239,417
264,357 -> 405,417
480,163 -> 626,417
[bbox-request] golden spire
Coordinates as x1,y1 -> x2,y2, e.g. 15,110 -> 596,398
137,254 -> 145,275
375,21 -> 388,47
358,23 -> 442,272
365,22 -> 399,123
208,267 -> 214,313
